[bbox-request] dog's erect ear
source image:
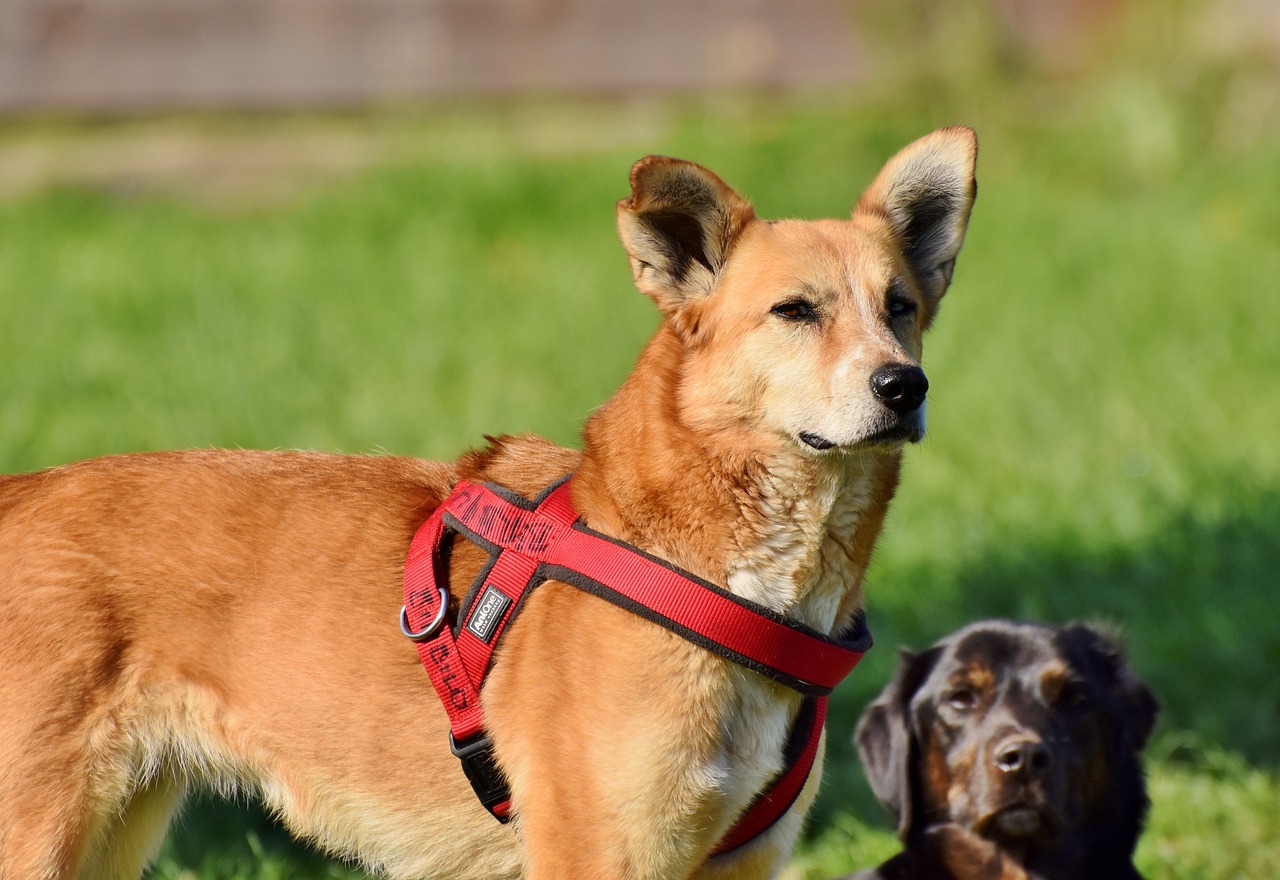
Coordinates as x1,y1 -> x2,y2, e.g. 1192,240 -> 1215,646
855,646 -> 943,839
1065,623 -> 1161,752
616,156 -> 756,324
856,126 -> 978,314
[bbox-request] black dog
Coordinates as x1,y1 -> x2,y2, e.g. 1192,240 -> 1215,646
846,620 -> 1159,880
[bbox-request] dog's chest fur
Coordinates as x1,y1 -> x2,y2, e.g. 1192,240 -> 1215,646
726,452 -> 876,632
707,454 -> 877,814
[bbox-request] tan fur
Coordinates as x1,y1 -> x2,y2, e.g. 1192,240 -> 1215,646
0,128 -> 976,880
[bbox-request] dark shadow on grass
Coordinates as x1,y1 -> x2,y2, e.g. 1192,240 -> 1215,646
151,794 -> 365,879
816,486 -> 1280,831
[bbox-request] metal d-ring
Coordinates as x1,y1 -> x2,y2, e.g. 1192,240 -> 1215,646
400,587 -> 449,641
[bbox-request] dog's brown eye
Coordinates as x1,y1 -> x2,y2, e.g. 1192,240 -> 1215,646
1058,684 -> 1090,710
888,297 -> 917,320
944,688 -> 977,711
771,299 -> 818,323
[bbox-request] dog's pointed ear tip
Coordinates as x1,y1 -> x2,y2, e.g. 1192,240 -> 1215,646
627,154 -> 665,180
622,156 -> 663,205
940,123 -> 978,144
924,125 -> 978,155
899,126 -> 978,177
630,153 -> 678,170
626,154 -> 700,191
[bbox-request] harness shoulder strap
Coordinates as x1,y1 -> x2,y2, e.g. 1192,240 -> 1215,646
401,476 -> 872,850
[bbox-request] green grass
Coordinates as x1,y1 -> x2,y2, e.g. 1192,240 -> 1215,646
2,6 -> 1278,877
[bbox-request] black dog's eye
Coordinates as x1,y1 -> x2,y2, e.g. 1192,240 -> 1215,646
771,299 -> 819,323
944,688 -> 977,712
1057,683 -> 1090,710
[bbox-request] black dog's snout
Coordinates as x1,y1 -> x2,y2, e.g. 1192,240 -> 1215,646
870,364 -> 929,413
993,735 -> 1051,777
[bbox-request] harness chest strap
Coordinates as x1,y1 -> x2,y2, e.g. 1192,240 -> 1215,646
401,476 -> 872,853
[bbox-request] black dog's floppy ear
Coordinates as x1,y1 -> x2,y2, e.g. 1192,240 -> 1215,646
855,645 -> 942,839
1118,661 -> 1160,752
616,156 -> 756,329
1065,623 -> 1161,752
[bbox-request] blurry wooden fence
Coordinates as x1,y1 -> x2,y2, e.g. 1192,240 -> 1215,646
0,0 -> 865,112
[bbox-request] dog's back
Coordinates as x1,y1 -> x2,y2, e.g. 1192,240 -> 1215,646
0,450 -> 503,879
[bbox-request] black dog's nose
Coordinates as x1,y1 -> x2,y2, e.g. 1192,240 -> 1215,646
870,364 -> 928,413
994,736 -> 1051,776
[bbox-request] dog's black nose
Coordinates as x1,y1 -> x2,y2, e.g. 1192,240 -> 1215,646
994,736 -> 1051,777
870,364 -> 928,413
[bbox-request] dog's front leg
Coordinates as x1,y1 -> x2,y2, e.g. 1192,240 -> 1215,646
686,737 -> 824,880
483,583 -> 741,880
510,750 -> 735,880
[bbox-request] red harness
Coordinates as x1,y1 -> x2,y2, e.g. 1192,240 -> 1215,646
401,476 -> 871,856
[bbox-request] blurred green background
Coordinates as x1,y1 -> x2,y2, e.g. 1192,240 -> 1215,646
1,1 -> 1277,878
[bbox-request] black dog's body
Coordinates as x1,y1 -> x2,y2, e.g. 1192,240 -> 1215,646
847,620 -> 1159,880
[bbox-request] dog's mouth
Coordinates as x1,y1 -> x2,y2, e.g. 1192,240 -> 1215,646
862,422 -> 924,447
990,806 -> 1043,837
798,432 -> 838,451
977,802 -> 1058,842
797,421 -> 922,453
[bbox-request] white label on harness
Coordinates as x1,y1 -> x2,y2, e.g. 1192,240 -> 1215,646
466,585 -> 512,643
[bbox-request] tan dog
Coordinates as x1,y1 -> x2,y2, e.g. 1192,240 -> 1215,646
0,127 -> 976,880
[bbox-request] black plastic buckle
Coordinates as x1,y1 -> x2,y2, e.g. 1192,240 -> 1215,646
449,732 -> 512,823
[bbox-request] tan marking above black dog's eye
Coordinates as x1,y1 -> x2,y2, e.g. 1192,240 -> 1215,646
770,299 -> 820,323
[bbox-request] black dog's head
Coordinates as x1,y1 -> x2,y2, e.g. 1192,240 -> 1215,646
855,620 -> 1159,877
